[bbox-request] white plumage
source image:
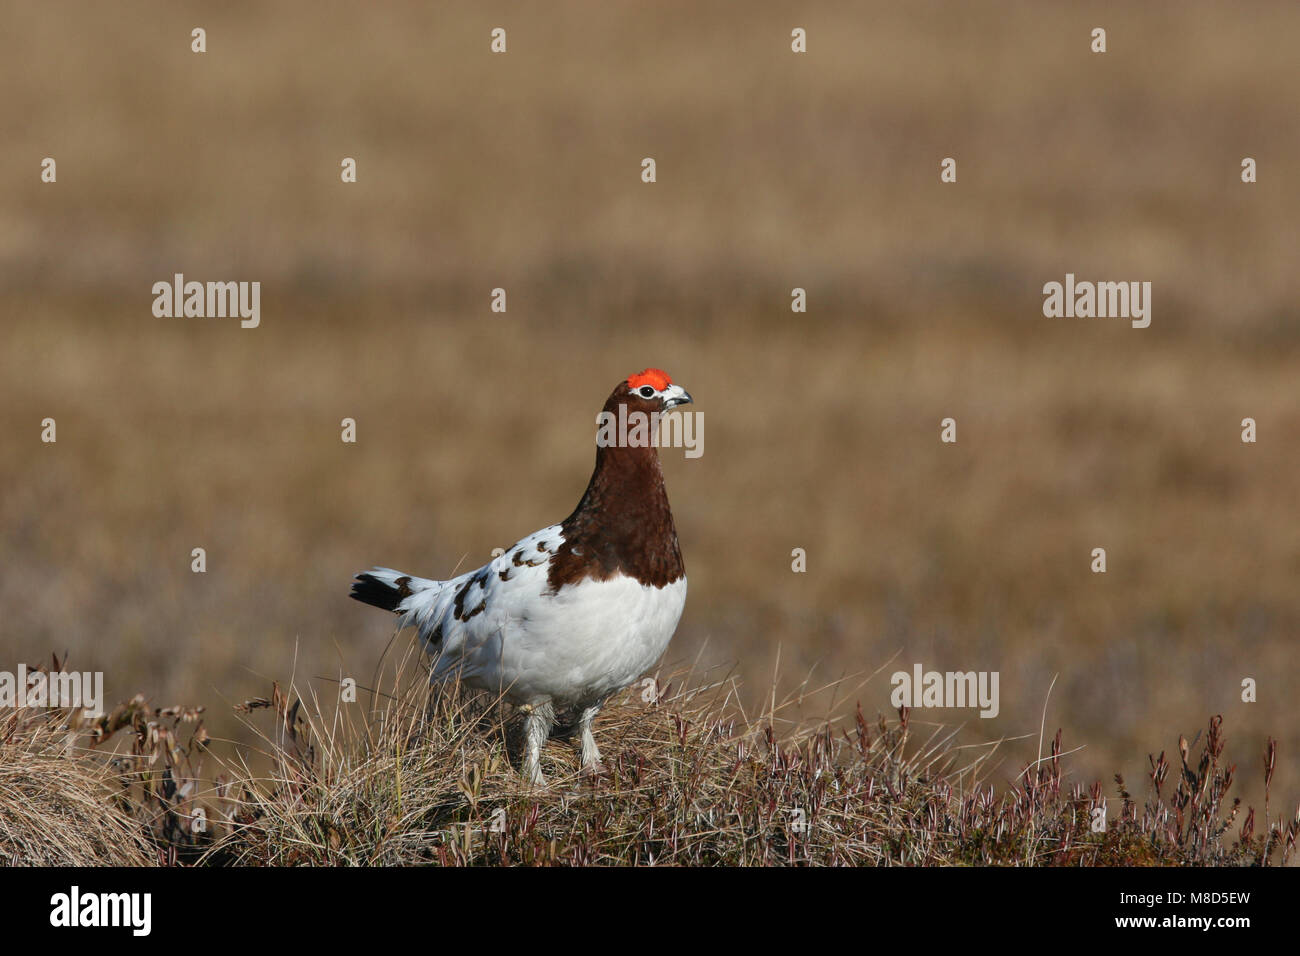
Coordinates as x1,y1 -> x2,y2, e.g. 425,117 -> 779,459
365,525 -> 686,707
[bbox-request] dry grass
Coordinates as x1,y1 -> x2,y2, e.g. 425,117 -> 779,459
4,652 -> 1294,867
0,659 -> 154,866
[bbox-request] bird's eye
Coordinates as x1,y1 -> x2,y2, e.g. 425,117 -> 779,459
639,386 -> 655,398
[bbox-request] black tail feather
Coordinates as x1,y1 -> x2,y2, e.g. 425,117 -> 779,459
349,571 -> 412,612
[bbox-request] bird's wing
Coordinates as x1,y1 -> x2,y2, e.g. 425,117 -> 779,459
404,524 -> 565,679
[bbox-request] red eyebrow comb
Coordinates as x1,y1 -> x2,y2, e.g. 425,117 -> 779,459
627,368 -> 672,390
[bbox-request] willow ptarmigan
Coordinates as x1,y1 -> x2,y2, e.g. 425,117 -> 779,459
350,369 -> 692,784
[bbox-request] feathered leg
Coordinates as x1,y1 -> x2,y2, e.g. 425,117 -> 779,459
578,704 -> 604,771
520,701 -> 555,786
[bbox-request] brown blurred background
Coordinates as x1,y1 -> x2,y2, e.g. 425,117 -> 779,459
2,1 -> 1298,806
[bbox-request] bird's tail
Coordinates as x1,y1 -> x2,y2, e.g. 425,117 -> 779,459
349,567 -> 430,613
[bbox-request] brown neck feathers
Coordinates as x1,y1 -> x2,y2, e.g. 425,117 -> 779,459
547,391 -> 685,592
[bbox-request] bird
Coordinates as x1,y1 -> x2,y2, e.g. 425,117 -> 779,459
350,368 -> 692,784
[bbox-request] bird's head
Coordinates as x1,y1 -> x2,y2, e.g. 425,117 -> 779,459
611,368 -> 693,415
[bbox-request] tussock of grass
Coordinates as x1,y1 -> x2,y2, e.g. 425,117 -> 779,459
3,651 -> 1296,866
0,660 -> 153,866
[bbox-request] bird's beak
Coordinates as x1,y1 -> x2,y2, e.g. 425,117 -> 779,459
662,384 -> 693,409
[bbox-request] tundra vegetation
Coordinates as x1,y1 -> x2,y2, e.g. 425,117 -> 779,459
1,653 -> 1291,866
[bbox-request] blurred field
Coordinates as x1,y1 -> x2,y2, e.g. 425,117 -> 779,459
2,1 -> 1299,810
